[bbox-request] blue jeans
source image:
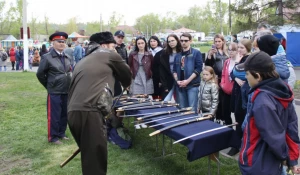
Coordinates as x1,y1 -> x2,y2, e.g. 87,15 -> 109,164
176,86 -> 199,112
163,86 -> 175,101
16,61 -> 20,70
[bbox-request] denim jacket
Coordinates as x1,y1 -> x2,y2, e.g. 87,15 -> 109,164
271,54 -> 290,82
173,48 -> 202,89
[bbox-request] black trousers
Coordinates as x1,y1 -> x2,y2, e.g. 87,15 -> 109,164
234,109 -> 246,139
11,61 -> 15,69
47,94 -> 68,142
222,93 -> 232,125
68,111 -> 107,175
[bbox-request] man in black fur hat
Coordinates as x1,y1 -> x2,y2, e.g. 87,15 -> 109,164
67,31 -> 132,175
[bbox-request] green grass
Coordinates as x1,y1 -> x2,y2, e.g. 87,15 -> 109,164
0,72 -> 241,175
199,46 -> 211,53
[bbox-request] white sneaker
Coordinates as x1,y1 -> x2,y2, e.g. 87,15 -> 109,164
141,124 -> 147,128
135,124 -> 141,129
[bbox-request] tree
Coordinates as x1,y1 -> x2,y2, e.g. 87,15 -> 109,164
65,17 -> 78,34
28,15 -> 38,39
44,14 -> 49,35
107,11 -> 123,32
135,13 -> 161,37
231,0 -> 300,33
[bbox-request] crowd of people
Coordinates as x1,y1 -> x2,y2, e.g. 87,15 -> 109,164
0,45 -> 47,71
28,23 -> 300,175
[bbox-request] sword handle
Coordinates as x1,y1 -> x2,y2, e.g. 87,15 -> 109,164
60,148 -> 80,168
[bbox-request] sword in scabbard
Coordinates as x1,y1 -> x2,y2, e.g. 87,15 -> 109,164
136,107 -> 193,121
134,111 -> 195,127
149,114 -> 213,137
117,101 -> 173,110
60,88 -> 127,168
173,122 -> 238,144
115,99 -> 160,108
116,103 -> 178,112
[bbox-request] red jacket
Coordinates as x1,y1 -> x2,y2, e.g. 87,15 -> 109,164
128,51 -> 153,80
9,48 -> 16,62
220,59 -> 234,95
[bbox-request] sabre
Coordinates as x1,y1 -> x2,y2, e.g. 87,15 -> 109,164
121,111 -> 172,118
116,104 -> 178,112
149,114 -> 212,136
135,111 -> 195,127
118,101 -> 173,110
148,113 -> 210,128
137,107 -> 192,120
173,123 -> 238,144
115,99 -> 160,108
60,88 -> 127,168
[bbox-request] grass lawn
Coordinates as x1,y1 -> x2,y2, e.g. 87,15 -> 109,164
199,46 -> 211,54
0,72 -> 241,175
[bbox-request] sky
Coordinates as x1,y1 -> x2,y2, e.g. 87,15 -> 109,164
6,0 -> 211,25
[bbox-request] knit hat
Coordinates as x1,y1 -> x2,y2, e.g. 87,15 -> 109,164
235,51 -> 275,72
90,31 -> 116,45
257,35 -> 279,56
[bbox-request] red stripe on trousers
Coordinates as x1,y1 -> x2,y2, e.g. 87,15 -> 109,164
47,94 -> 51,142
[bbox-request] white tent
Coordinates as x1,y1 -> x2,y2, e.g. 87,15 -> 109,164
1,35 -> 22,48
273,25 -> 300,40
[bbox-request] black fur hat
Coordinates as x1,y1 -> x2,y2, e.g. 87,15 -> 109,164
89,31 -> 116,45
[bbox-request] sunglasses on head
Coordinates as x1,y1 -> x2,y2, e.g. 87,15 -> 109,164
136,36 -> 145,40
55,40 -> 66,43
180,39 -> 189,43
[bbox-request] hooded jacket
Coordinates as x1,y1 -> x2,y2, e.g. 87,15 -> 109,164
239,78 -> 299,175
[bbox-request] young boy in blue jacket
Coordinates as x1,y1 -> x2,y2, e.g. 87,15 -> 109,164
237,51 -> 300,175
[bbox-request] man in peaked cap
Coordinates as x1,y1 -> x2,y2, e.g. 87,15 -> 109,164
67,31 -> 131,175
114,30 -> 128,97
36,32 -> 73,145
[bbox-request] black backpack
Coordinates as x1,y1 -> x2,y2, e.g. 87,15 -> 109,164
1,52 -> 8,61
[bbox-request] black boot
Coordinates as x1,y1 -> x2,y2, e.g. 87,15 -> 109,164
226,147 -> 239,156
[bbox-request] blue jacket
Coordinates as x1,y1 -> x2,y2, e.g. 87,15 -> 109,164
239,78 -> 299,175
73,45 -> 82,62
271,54 -> 290,82
173,48 -> 202,89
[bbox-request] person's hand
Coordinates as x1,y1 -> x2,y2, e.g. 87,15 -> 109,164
159,83 -> 162,87
206,114 -> 213,118
180,80 -> 189,87
177,80 -> 182,86
291,166 -> 300,174
210,48 -> 217,55
235,78 -> 245,87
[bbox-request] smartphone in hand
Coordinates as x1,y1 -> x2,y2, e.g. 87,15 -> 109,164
212,44 -> 216,49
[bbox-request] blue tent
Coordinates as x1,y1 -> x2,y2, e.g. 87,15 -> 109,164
273,25 -> 300,66
286,32 -> 300,66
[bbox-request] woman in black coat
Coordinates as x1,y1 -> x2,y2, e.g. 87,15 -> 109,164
160,34 -> 182,101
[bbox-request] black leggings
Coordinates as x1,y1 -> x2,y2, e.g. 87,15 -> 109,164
11,61 -> 15,69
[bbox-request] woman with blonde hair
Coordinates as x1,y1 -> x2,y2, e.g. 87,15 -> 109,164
205,34 -> 229,123
220,42 -> 238,126
226,39 -> 252,156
